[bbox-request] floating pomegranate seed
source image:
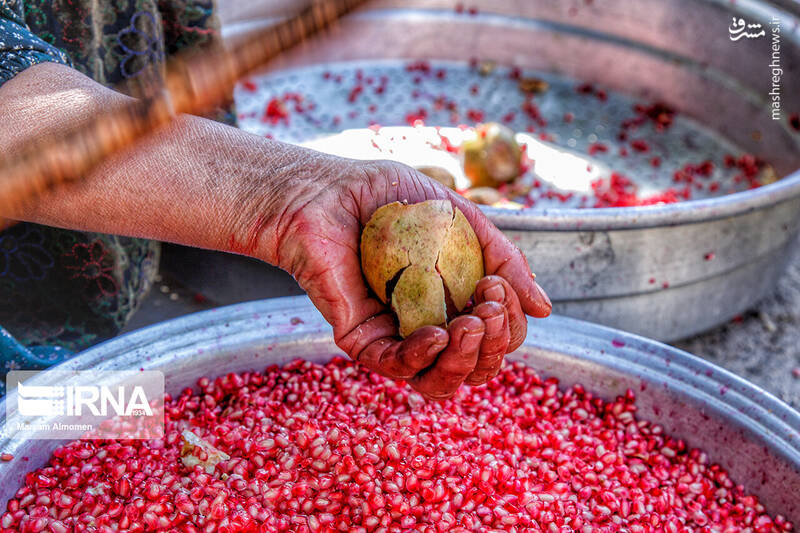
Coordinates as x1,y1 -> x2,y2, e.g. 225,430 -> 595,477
405,107 -> 428,126
788,113 -> 800,132
522,97 -> 547,127
5,358 -> 789,532
542,190 -> 574,203
519,144 -> 533,174
576,82 -> 595,94
591,173 -> 684,207
792,367 -> 800,379
241,79 -> 257,92
630,139 -> 650,152
261,97 -> 290,125
563,112 -> 574,123
632,101 -> 676,131
405,60 -> 432,74
347,85 -> 363,103
466,109 -> 485,123
454,2 -> 464,13
588,142 -> 608,155
704,252 -> 716,261
432,131 -> 459,154
696,160 -> 715,176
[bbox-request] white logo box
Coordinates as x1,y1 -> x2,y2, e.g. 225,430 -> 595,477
5,370 -> 164,440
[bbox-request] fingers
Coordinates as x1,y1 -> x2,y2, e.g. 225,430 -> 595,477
381,326 -> 449,379
339,313 -> 448,380
475,275 -> 527,351
410,316 -> 484,400
465,301 -> 509,386
481,234 -> 552,319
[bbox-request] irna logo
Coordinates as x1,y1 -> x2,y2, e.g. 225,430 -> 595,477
6,370 -> 164,440
17,382 -> 154,417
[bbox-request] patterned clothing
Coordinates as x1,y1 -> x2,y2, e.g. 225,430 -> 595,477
0,0 -> 223,376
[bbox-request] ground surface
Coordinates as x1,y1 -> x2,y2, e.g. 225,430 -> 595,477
126,241 -> 800,409
675,240 -> 800,409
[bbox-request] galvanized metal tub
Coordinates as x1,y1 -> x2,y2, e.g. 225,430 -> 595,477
1,296 -> 799,519
216,0 -> 800,341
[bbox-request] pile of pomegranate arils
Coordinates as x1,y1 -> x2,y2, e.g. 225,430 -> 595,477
3,358 -> 791,533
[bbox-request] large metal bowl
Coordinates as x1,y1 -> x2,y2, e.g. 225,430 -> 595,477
1,296 -> 799,520
212,0 -> 800,342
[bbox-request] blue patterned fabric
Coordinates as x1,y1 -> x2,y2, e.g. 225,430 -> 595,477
0,1 -> 71,85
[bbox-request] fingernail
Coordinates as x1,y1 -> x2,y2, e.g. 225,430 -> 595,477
460,330 -> 483,352
485,313 -> 504,335
535,282 -> 552,309
427,340 -> 446,357
466,374 -> 488,386
484,283 -> 505,303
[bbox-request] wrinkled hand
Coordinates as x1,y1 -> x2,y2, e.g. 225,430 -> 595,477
268,158 -> 551,400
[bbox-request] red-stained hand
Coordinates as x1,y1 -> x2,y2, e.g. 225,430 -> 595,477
271,159 -> 551,400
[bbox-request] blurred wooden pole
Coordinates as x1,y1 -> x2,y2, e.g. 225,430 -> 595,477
0,0 -> 367,218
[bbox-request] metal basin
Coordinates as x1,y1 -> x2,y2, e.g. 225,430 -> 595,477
221,0 -> 800,341
1,296 -> 799,519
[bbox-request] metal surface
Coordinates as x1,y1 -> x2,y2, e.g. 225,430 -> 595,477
224,0 -> 800,341
1,296 -> 799,519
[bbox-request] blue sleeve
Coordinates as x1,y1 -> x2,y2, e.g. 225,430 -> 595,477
0,1 -> 71,88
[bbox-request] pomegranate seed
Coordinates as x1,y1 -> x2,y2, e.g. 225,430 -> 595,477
7,358 -> 789,531
588,142 -> 608,155
789,112 -> 800,132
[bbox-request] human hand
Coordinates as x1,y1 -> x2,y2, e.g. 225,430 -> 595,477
258,157 -> 551,400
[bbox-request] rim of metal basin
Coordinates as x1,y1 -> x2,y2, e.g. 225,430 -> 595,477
1,295 -> 797,464
482,169 -> 800,231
